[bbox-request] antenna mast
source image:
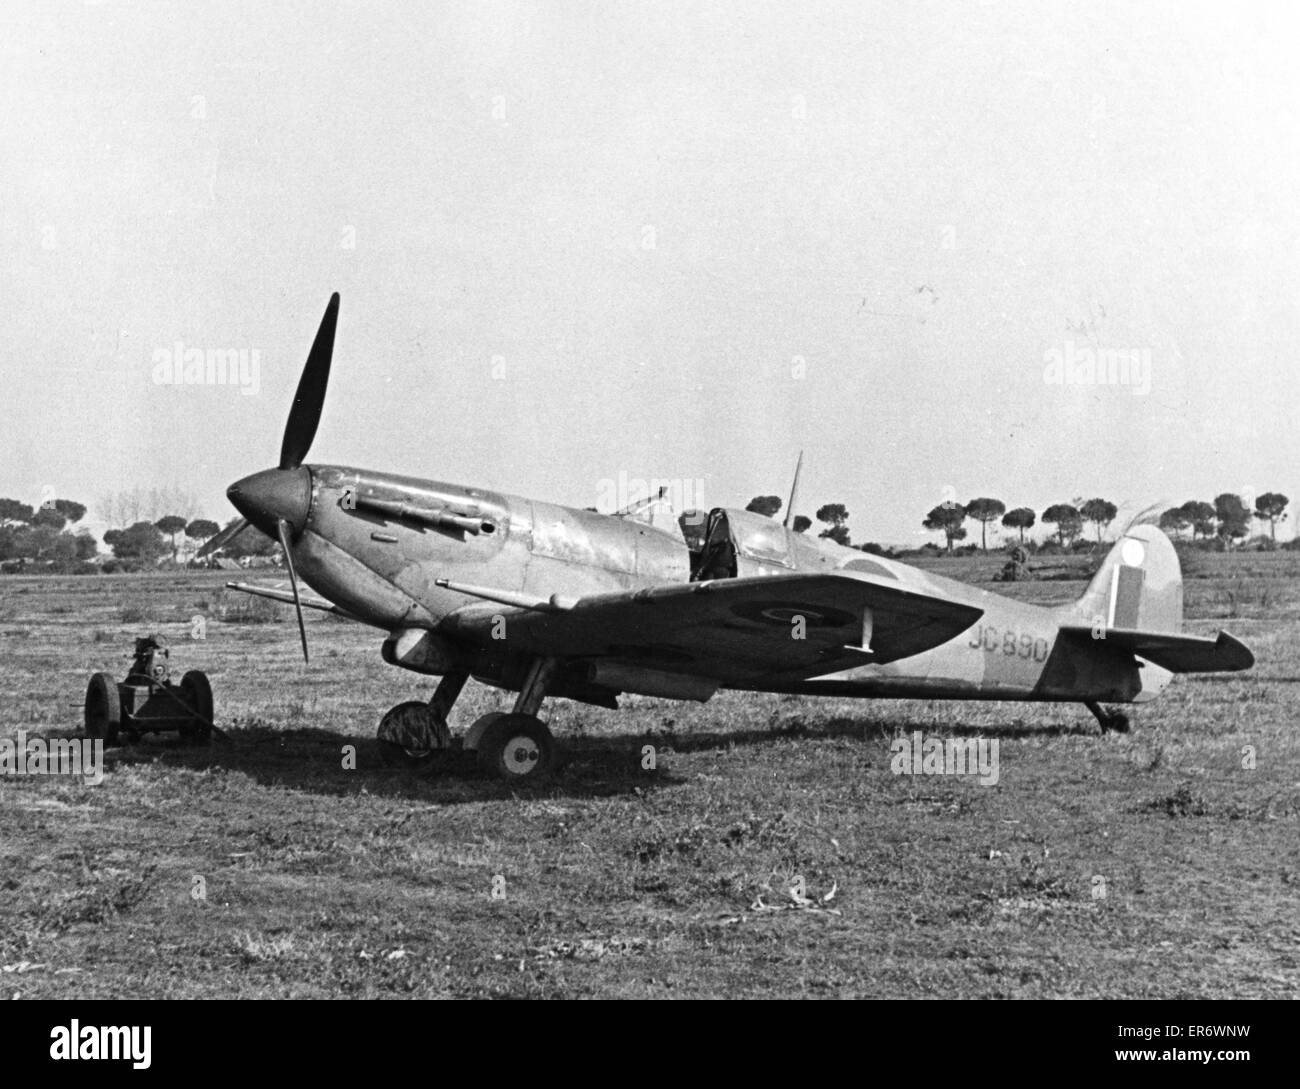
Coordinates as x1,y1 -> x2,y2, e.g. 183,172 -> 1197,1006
783,450 -> 804,528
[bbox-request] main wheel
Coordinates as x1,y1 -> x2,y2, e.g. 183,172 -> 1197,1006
377,701 -> 449,768
476,714 -> 554,783
84,673 -> 121,746
463,711 -> 506,752
179,671 -> 214,744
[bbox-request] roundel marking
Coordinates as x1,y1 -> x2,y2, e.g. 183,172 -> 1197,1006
730,600 -> 857,628
1120,538 -> 1146,568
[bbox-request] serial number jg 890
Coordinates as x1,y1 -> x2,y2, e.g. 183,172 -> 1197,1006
968,624 -> 1050,662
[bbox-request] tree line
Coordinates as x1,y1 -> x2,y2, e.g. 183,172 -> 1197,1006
920,493 -> 1290,552
746,491 -> 1291,554
2,484 -> 1291,574
0,490 -> 275,573
0,498 -> 97,569
743,495 -> 851,545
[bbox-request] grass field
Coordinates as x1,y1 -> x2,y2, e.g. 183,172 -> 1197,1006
1,556 -> 1297,998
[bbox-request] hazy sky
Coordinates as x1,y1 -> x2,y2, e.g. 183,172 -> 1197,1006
3,0 -> 1296,546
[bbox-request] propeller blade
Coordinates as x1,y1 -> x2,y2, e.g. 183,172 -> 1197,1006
197,517 -> 249,558
276,518 -> 310,664
279,292 -> 339,471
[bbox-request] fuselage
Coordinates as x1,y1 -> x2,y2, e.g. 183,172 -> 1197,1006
237,463 -> 1169,707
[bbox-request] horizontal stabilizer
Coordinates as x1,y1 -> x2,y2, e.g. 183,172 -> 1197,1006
1058,626 -> 1254,673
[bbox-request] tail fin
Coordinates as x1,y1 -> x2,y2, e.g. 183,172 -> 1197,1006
1060,524 -> 1252,675
1071,524 -> 1182,635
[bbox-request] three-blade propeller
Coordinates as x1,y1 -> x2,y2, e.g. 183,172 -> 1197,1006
206,294 -> 340,663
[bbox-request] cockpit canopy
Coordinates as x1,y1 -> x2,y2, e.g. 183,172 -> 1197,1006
685,507 -> 805,580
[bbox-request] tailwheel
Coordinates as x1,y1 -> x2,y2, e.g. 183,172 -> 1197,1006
475,713 -> 554,783
1084,700 -> 1131,735
377,701 -> 451,768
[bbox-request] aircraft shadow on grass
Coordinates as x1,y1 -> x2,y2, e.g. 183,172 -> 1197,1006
91,709 -> 1097,805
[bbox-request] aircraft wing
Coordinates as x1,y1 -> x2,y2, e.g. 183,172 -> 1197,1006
440,573 -> 983,686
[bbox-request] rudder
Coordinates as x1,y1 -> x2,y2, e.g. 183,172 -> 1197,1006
1069,524 -> 1183,634
1053,524 -> 1251,690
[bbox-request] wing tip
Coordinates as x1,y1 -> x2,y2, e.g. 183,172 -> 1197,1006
1214,630 -> 1255,671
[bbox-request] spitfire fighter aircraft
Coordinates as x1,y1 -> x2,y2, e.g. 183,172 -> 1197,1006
208,295 -> 1254,781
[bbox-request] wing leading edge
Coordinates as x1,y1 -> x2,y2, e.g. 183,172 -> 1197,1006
440,572 -> 984,686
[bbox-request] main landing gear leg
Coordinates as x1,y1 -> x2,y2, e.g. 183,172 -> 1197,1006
469,657 -> 559,783
377,670 -> 468,768
1084,700 -> 1130,735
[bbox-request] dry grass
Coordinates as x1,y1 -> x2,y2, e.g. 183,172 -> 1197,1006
0,565 -> 1296,998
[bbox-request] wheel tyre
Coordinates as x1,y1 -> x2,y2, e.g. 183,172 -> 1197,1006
463,712 -> 506,752
180,671 -> 214,745
377,701 -> 446,768
85,673 -> 121,746
1110,713 -> 1131,735
476,714 -> 554,783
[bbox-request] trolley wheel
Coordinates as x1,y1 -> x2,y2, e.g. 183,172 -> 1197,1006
85,673 -> 122,746
179,671 -> 214,744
